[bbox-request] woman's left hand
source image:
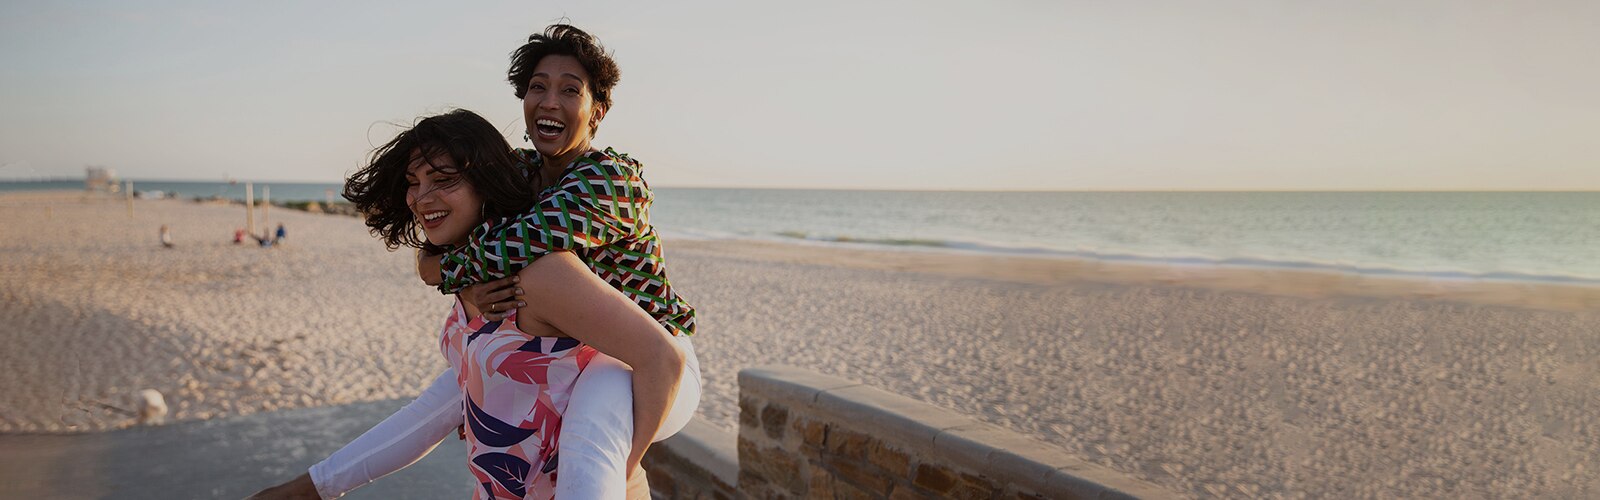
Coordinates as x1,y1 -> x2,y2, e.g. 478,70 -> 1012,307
625,464 -> 649,500
244,473 -> 321,500
460,276 -> 523,321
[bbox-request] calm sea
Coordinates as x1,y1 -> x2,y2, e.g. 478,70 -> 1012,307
5,180 -> 1594,283
0,180 -> 345,205
649,189 -> 1600,284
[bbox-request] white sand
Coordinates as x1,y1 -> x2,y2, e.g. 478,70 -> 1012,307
2,191 -> 1596,498
0,192 -> 449,432
667,240 -> 1600,499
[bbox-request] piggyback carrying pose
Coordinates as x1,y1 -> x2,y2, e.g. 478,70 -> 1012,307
249,24 -> 700,500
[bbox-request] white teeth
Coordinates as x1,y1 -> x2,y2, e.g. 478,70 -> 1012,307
424,212 -> 447,221
537,119 -> 564,129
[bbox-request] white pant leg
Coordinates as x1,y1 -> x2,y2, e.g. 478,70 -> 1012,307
555,335 -> 702,499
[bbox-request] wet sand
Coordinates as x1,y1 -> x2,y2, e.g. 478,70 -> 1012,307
2,191 -> 1595,498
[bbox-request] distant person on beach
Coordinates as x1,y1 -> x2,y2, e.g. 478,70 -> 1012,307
233,228 -> 245,244
250,230 -> 274,248
274,223 -> 286,244
251,106 -> 696,498
159,225 -> 172,248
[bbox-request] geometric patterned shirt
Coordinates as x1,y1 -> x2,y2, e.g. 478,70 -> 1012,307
438,147 -> 696,337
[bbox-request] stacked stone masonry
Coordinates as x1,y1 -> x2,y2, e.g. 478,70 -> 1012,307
644,365 -> 1174,499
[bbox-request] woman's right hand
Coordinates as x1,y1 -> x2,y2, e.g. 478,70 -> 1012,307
460,276 -> 524,321
416,248 -> 444,286
625,464 -> 650,500
244,473 -> 321,500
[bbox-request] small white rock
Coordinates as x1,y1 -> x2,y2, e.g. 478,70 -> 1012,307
137,389 -> 167,425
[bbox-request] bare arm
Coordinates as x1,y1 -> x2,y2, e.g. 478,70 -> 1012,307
249,370 -> 464,499
416,248 -> 443,287
514,252 -> 685,472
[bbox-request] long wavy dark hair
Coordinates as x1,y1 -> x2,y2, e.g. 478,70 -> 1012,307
344,109 -> 534,251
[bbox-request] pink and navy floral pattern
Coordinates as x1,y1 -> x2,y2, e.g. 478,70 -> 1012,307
440,301 -> 595,499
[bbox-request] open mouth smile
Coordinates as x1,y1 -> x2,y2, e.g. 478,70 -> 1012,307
534,118 -> 566,140
421,210 -> 448,228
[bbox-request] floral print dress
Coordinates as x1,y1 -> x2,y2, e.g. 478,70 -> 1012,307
440,300 -> 596,499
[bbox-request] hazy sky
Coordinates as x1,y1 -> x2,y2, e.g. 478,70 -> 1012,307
1,0 -> 1596,190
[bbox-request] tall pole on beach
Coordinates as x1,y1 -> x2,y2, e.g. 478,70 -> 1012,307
245,181 -> 255,235
125,180 -> 134,218
263,185 -> 271,231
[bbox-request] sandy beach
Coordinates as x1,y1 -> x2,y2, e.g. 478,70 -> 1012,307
2,191 -> 1596,498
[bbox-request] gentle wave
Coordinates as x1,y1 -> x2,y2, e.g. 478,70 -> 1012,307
652,190 -> 1599,287
774,231 -> 950,248
665,228 -> 1600,286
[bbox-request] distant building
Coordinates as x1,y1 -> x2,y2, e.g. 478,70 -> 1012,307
85,166 -> 117,192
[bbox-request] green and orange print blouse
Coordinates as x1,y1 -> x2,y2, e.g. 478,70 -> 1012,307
438,147 -> 696,337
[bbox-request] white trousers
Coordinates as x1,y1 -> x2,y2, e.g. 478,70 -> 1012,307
309,335 -> 700,499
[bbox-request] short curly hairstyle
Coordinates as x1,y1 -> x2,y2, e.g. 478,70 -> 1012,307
508,24 -> 621,111
343,109 -> 535,251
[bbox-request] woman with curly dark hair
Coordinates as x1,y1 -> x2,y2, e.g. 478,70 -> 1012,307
251,24 -> 700,500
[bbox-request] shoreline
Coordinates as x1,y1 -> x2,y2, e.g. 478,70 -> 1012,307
10,187 -> 1596,291
10,189 -> 1594,316
3,191 -> 1596,497
676,228 -> 1600,288
663,237 -> 1600,313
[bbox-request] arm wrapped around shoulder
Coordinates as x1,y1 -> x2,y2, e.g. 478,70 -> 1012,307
438,151 -> 651,294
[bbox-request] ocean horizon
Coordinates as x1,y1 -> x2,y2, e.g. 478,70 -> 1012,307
4,179 -> 1594,285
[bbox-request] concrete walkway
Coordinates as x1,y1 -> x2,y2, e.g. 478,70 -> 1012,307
0,399 -> 472,499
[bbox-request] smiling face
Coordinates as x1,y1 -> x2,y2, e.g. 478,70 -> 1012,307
404,148 -> 483,248
523,55 -> 606,162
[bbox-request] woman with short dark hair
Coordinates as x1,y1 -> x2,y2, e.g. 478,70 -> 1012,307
250,24 -> 700,500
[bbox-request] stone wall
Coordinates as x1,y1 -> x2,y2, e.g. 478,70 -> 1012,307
644,365 -> 1174,499
644,416 -> 740,499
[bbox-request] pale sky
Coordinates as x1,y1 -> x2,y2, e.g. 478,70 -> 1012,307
1,0 -> 1596,190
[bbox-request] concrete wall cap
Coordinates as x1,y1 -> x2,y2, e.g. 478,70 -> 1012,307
739,365 -> 862,407
655,417 -> 739,487
932,423 -> 1064,485
1045,460 -> 1179,500
932,423 -> 1175,499
1044,469 -> 1113,499
735,366 -> 1178,500
811,384 -> 972,453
